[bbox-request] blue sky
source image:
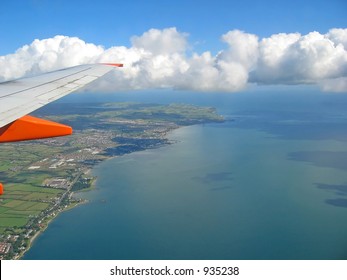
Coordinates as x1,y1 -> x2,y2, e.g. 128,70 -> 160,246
1,0 -> 346,55
0,0 -> 346,92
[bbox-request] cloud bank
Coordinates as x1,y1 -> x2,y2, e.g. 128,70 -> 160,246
1,27 -> 347,92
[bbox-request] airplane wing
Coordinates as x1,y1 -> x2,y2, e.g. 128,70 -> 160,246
0,63 -> 122,195
0,63 -> 122,143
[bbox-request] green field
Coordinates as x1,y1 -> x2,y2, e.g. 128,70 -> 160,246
0,182 -> 63,233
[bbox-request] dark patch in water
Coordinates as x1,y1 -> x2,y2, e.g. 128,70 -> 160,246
193,172 -> 233,184
325,199 -> 347,208
288,151 -> 347,171
104,138 -> 168,156
315,183 -> 347,208
316,183 -> 347,196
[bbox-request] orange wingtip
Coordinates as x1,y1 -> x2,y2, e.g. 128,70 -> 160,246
101,63 -> 123,67
0,183 -> 3,196
0,115 -> 72,143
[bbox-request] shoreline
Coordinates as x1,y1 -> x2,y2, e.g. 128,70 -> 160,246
17,121 -> 223,259
1,101 -> 225,260
18,198 -> 87,260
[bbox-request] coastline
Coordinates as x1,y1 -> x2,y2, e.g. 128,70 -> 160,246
6,102 -> 224,260
18,196 -> 87,260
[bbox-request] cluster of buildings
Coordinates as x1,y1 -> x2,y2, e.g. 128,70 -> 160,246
44,178 -> 70,189
0,242 -> 12,259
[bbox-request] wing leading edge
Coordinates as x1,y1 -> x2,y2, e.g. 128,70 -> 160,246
0,63 -> 123,195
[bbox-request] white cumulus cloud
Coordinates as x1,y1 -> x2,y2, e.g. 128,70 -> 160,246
131,27 -> 188,55
1,27 -> 347,92
251,30 -> 347,87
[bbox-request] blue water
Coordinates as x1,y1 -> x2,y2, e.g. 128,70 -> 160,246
24,89 -> 347,259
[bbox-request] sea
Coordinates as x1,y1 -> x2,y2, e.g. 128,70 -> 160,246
23,87 -> 347,260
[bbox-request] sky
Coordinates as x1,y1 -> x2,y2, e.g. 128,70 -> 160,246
0,0 -> 346,92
